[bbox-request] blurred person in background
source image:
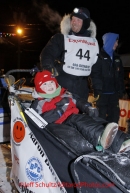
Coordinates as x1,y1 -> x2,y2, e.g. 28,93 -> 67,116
91,32 -> 125,123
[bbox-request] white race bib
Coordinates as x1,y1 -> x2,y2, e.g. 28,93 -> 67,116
63,35 -> 99,76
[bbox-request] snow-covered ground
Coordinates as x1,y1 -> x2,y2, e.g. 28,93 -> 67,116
0,144 -> 18,193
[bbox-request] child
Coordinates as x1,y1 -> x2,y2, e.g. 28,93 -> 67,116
31,70 -> 130,153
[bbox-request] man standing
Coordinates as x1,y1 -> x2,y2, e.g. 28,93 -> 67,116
91,32 -> 125,123
40,7 -> 99,100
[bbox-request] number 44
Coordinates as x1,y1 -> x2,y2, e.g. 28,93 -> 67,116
76,49 -> 90,60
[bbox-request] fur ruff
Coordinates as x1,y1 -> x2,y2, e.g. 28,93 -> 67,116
60,14 -> 97,38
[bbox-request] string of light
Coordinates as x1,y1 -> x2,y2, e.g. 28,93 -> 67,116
0,32 -> 16,37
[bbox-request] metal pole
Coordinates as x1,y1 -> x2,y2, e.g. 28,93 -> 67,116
17,36 -> 21,79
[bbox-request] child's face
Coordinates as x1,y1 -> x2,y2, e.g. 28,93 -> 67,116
40,80 -> 57,94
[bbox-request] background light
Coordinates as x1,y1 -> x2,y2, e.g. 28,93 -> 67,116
17,28 -> 23,35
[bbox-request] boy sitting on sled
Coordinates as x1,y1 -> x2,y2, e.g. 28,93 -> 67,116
31,70 -> 130,154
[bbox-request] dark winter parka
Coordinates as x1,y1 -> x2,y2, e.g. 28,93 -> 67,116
91,47 -> 125,96
40,14 -> 98,99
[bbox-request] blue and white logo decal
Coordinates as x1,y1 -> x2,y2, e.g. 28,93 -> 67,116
25,157 -> 43,182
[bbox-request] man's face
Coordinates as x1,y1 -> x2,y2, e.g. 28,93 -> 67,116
113,40 -> 118,50
40,80 -> 56,94
71,16 -> 83,33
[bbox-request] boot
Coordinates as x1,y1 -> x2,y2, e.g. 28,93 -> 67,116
100,122 -> 118,149
119,139 -> 130,153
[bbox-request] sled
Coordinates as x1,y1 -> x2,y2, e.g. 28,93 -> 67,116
4,69 -> 130,193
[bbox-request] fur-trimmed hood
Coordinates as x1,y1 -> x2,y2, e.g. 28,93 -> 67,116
60,14 -> 97,38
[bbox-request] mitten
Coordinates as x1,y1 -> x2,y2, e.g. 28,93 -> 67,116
88,106 -> 99,117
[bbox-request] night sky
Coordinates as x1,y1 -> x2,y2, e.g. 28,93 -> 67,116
0,0 -> 130,72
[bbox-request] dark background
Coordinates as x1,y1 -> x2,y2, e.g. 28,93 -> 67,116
0,0 -> 130,74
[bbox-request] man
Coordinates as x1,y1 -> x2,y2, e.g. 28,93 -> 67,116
40,7 -> 99,100
31,70 -> 130,154
91,32 -> 125,123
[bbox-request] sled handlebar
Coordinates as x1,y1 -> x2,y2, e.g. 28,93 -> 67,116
4,69 -> 32,87
5,69 -> 31,76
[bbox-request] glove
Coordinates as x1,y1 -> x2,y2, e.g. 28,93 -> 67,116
77,100 -> 92,113
30,66 -> 40,76
88,106 -> 99,117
